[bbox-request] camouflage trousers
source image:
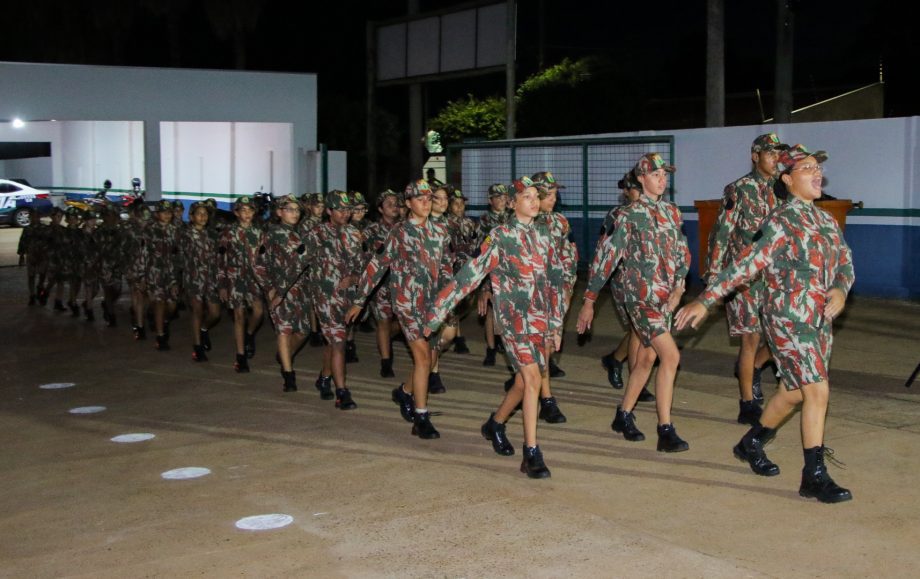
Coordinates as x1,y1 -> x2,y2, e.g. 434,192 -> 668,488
269,287 -> 311,336
503,332 -> 549,373
725,285 -> 763,337
626,301 -> 673,347
763,314 -> 832,391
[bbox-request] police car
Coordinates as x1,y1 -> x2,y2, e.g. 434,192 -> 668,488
0,179 -> 57,227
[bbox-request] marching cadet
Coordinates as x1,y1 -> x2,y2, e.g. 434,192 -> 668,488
677,145 -> 854,504
61,207 -> 85,317
427,177 -> 564,478
445,187 -> 478,354
478,184 -> 511,365
79,210 -> 102,322
299,192 -> 325,347
361,189 -> 403,378
181,201 -> 222,362
44,207 -> 70,312
705,133 -> 787,425
576,153 -> 691,453
217,196 -> 265,372
97,203 -> 126,327
425,184 -> 454,394
17,208 -> 49,306
145,200 -> 180,350
343,191 -> 371,362
254,195 -> 313,393
346,179 -> 453,440
598,172 -> 656,402
303,191 -> 364,408
125,204 -> 153,339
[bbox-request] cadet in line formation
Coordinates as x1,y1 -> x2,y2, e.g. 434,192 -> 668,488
17,142 -> 854,502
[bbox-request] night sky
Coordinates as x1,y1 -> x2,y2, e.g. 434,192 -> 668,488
4,0 -> 916,185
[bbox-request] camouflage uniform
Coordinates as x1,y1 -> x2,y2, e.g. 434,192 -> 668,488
254,221 -> 312,336
304,218 -> 365,344
17,220 -> 50,271
45,222 -> 70,283
585,194 -> 690,347
478,209 -> 509,244
96,220 -> 126,289
217,222 -> 264,309
700,197 -> 853,390
706,170 -> 779,336
538,210 -> 578,315
354,211 -> 453,343
361,217 -> 399,322
79,222 -> 102,294
428,215 -> 564,371
448,213 -> 480,268
123,219 -> 149,289
596,204 -> 631,326
144,219 -> 180,302
180,225 -> 220,303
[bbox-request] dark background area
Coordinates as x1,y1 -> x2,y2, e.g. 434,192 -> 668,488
3,0 -> 916,191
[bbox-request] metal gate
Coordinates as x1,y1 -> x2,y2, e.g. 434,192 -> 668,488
445,136 -> 675,264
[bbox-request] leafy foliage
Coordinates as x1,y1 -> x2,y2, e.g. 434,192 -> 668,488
428,95 -> 507,143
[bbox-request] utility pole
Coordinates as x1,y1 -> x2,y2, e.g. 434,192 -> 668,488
705,0 -> 725,127
366,20 -> 377,197
505,0 -> 516,139
774,0 -> 794,123
408,0 -> 424,176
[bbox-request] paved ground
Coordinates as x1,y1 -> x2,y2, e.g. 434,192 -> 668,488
2,226 -> 920,578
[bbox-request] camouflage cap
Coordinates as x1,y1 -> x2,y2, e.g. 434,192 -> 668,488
488,183 -> 509,198
275,194 -> 300,208
634,152 -> 676,176
751,132 -> 789,153
189,201 -> 211,214
308,192 -> 325,205
617,170 -> 641,191
204,198 -> 218,209
510,176 -> 536,197
404,179 -> 433,199
325,190 -> 354,210
450,188 -> 468,201
65,206 -> 81,217
777,144 -> 828,173
154,199 -> 173,213
351,191 -> 369,208
172,200 -> 185,210
531,171 -> 566,190
376,189 -> 400,207
233,195 -> 256,210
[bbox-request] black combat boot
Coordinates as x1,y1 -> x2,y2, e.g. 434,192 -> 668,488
453,336 -> 470,354
391,384 -> 415,422
539,397 -> 567,424
335,388 -> 357,410
380,358 -> 395,378
504,374 -> 516,392
192,345 -> 208,362
244,332 -> 256,358
281,370 -> 297,392
345,340 -> 359,363
427,372 -> 446,394
83,302 -> 94,322
752,365 -> 765,404
483,347 -> 497,367
611,406 -> 645,441
548,359 -> 566,378
155,334 -> 170,351
234,353 -> 250,373
315,375 -> 334,400
656,423 -> 690,453
799,446 -> 852,503
602,355 -> 625,389
520,445 -> 551,479
733,426 -> 780,476
68,301 -> 80,317
28,294 -> 36,306
309,330 -> 324,347
481,413 -> 514,456
637,386 -> 656,402
737,399 -> 763,425
53,299 -> 66,312
494,336 -> 506,353
133,325 -> 147,341
411,411 -> 440,439
200,329 -> 212,351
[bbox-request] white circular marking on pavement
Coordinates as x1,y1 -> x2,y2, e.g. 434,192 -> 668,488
40,382 -> 76,390
161,467 -> 211,480
69,406 -> 106,414
111,433 -> 156,443
235,514 -> 294,531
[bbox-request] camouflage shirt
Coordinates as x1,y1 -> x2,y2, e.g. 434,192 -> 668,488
354,216 -> 453,311
96,222 -> 127,285
304,221 -> 365,301
17,222 -> 50,263
448,214 -> 480,268
478,209 -> 509,244
180,226 -> 219,299
700,198 -> 854,327
428,216 -> 564,336
253,222 -> 311,303
584,194 -> 690,304
217,223 -> 263,302
705,170 -> 778,283
143,221 -> 180,292
538,210 -> 579,292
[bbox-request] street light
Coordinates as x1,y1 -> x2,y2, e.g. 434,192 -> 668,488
12,118 -> 25,129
